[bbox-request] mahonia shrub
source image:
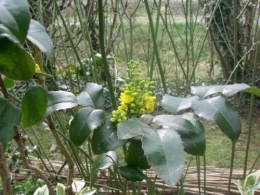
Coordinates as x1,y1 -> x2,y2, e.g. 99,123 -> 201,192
111,60 -> 156,123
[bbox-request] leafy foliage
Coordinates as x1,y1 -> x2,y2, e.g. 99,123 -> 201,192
27,19 -> 54,60
1,0 -> 260,193
69,107 -> 104,146
0,97 -> 22,150
45,91 -> 78,116
0,35 -> 35,81
0,0 -> 30,43
91,116 -> 127,154
192,97 -> 241,142
21,85 -> 47,128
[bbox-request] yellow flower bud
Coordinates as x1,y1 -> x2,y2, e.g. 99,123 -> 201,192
110,118 -> 117,123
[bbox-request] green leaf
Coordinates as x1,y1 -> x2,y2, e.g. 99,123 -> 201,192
91,151 -> 117,186
70,108 -> 104,146
142,128 -> 185,187
125,140 -> 150,169
72,180 -> 85,193
233,180 -> 245,195
76,91 -> 94,107
192,96 -> 241,142
45,91 -> 78,116
78,187 -> 97,195
33,185 -> 49,195
190,84 -> 250,99
244,170 -> 260,192
91,116 -> 127,154
244,87 -> 260,97
82,83 -> 104,107
190,85 -> 226,99
36,72 -> 52,78
21,86 -> 47,128
3,77 -> 15,88
0,97 -> 22,151
0,35 -> 35,80
27,19 -> 54,60
119,164 -> 149,182
56,183 -> 66,195
222,83 -> 250,96
162,94 -> 200,114
0,0 -> 30,43
153,113 -> 205,156
117,118 -> 146,140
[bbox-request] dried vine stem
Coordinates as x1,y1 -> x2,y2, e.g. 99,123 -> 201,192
33,45 -> 75,195
0,74 -> 55,195
0,144 -> 13,195
13,126 -> 55,195
46,116 -> 74,195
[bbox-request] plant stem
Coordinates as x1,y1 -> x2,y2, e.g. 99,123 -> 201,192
196,156 -> 201,195
52,0 -> 89,81
243,7 -> 260,177
123,179 -> 128,195
14,126 -> 55,195
0,143 -> 13,195
143,0 -> 167,93
131,181 -> 136,195
46,116 -> 74,195
233,0 -> 238,83
0,74 -> 54,195
0,75 -> 13,195
203,155 -> 207,195
228,142 -> 236,195
97,0 -> 117,110
0,75 -> 8,99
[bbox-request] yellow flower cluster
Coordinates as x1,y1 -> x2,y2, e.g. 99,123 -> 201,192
111,60 -> 156,123
35,64 -> 41,73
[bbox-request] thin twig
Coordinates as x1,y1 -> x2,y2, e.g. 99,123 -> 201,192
0,144 -> 13,195
46,116 -> 74,195
14,126 -> 55,195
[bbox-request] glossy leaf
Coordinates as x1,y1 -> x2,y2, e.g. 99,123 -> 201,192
81,83 -> 104,108
91,151 -> 117,186
142,128 -> 185,187
0,35 -> 35,80
21,86 -> 47,128
45,91 -> 78,116
125,140 -> 150,169
153,113 -> 205,156
162,94 -> 200,114
191,85 -> 225,99
222,83 -> 250,96
70,107 -> 104,146
0,97 -> 22,151
192,96 -> 241,142
27,19 -> 54,60
119,164 -> 149,182
76,91 -> 94,107
191,83 -> 250,99
91,116 -> 126,154
3,77 -> 15,88
117,117 -> 146,140
0,0 -> 30,43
